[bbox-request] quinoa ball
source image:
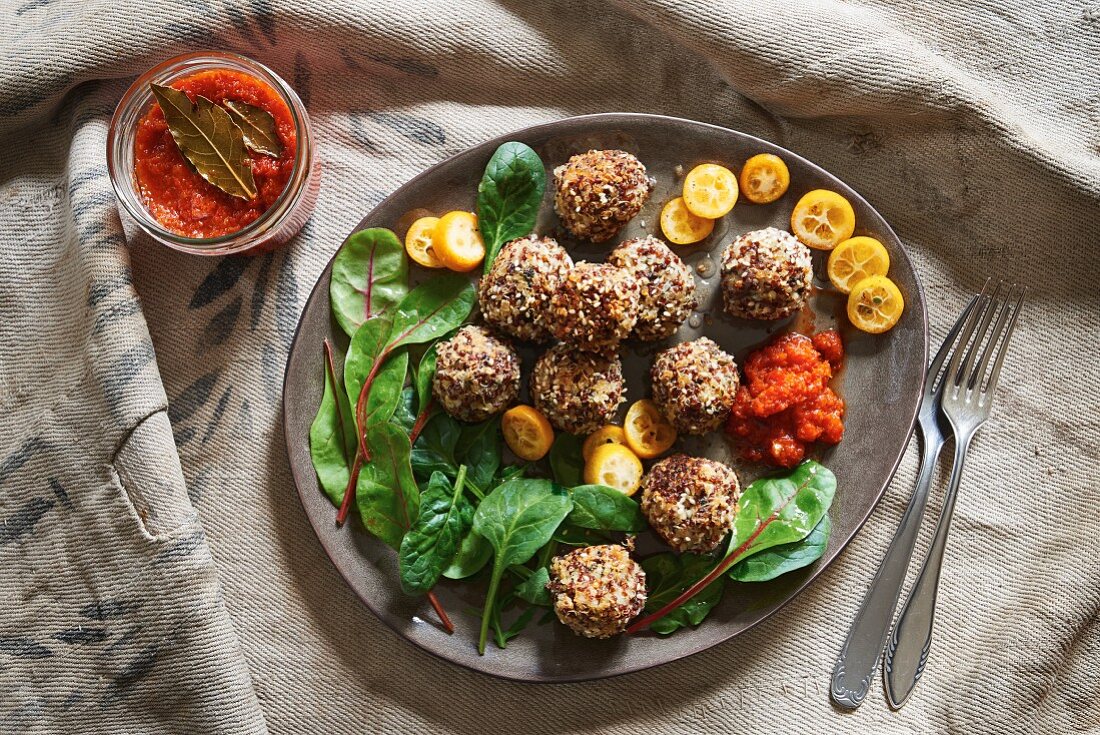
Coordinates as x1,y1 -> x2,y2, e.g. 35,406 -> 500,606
607,236 -> 697,342
530,343 -> 625,435
548,542 -> 647,638
640,455 -> 741,553
650,337 -> 739,435
553,149 -> 654,243
720,227 -> 813,320
431,326 -> 521,423
548,261 -> 640,353
478,235 -> 574,343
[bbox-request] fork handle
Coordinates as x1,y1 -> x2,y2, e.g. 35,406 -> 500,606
884,435 -> 973,708
830,433 -> 943,709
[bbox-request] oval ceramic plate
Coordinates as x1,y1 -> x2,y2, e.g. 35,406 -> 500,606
283,114 -> 928,682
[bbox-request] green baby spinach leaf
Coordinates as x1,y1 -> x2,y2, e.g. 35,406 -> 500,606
442,528 -> 493,580
472,479 -> 573,653
309,340 -> 357,507
548,433 -> 584,487
513,566 -> 551,607
728,514 -> 832,583
414,343 -> 438,416
642,553 -> 726,635
330,228 -> 409,338
392,387 -> 417,435
355,423 -> 420,550
344,316 -> 408,432
398,468 -> 474,595
460,418 -> 501,495
476,141 -> 546,273
551,523 -> 612,547
627,460 -> 836,634
411,412 -> 462,480
568,484 -> 646,533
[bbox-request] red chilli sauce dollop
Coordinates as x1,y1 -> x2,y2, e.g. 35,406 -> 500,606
725,330 -> 846,468
133,69 -> 296,238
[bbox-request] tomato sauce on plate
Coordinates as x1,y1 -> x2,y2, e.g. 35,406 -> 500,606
133,69 -> 296,238
726,330 -> 845,468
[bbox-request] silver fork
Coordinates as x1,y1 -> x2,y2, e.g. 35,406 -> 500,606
830,290 -> 983,709
884,282 -> 1025,708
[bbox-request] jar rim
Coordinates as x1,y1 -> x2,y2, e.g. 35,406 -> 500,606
107,51 -> 313,254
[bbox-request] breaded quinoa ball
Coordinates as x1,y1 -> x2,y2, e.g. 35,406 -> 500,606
478,235 -> 574,343
721,227 -> 813,320
607,236 -> 697,342
553,150 -> 654,243
640,455 -> 741,553
530,344 -> 625,435
650,337 -> 739,435
549,262 -> 640,353
548,542 -> 647,638
432,326 -> 521,423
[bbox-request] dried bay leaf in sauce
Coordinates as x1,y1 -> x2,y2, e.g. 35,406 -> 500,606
150,83 -> 257,200
224,99 -> 284,158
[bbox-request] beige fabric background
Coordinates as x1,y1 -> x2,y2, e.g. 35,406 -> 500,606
1,0 -> 1098,733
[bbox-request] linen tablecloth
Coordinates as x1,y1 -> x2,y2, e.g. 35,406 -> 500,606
2,1 -> 1098,733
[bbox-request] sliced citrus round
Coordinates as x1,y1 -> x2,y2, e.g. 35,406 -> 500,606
623,399 -> 677,459
660,196 -> 715,245
847,275 -> 904,334
501,405 -> 554,461
790,189 -> 856,250
433,210 -> 485,272
682,163 -> 738,219
582,425 -> 627,462
404,216 -> 444,268
827,236 -> 890,293
739,153 -> 790,204
583,443 -> 644,496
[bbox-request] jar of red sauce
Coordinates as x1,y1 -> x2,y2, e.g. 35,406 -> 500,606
108,51 -> 318,255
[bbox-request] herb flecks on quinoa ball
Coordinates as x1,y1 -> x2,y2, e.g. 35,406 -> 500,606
608,236 -> 697,342
640,455 -> 741,553
548,541 -> 647,638
721,227 -> 813,320
553,149 -> 654,243
432,325 -> 521,423
549,261 -> 641,353
478,235 -> 574,343
650,337 -> 739,435
530,343 -> 625,435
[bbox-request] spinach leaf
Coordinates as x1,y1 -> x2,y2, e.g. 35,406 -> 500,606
476,141 -> 546,273
398,469 -> 474,594
642,553 -> 726,635
551,523 -> 612,547
414,343 -> 438,415
385,274 -> 477,352
309,340 -> 357,507
627,460 -> 836,634
728,514 -> 832,583
392,387 -> 417,435
330,228 -> 408,337
460,418 -> 501,495
345,317 -> 409,430
410,412 -> 461,480
513,566 -> 551,607
548,433 -> 584,487
441,528 -> 493,580
472,479 -> 573,653
355,423 -> 420,550
568,484 -> 646,533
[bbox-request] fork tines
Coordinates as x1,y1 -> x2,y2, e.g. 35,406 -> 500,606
944,280 -> 1026,405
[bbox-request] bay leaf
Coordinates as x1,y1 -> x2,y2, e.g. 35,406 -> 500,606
150,83 -> 257,200
223,99 -> 284,158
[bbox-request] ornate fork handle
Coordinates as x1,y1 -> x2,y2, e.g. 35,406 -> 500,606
884,433 -> 973,707
830,432 -> 945,708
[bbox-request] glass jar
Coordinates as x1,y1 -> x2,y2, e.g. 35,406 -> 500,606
107,51 -> 319,256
